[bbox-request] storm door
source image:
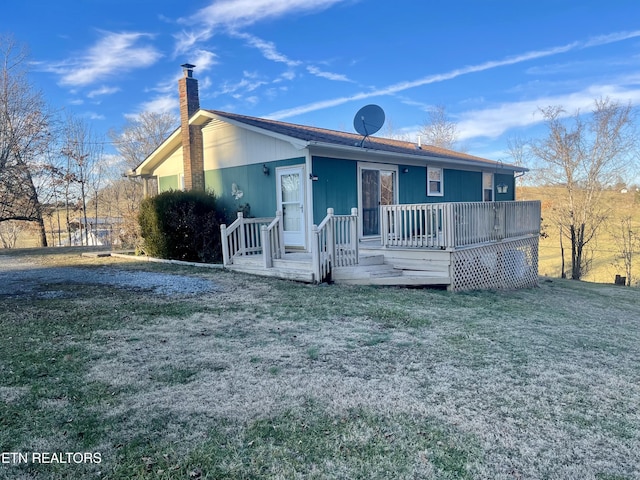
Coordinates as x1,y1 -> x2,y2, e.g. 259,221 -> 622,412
276,166 -> 306,248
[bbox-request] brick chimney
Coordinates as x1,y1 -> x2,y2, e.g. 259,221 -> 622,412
179,63 -> 204,191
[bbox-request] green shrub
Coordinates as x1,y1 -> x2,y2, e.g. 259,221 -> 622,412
138,190 -> 225,263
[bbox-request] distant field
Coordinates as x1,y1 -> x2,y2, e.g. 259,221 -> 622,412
519,186 -> 640,286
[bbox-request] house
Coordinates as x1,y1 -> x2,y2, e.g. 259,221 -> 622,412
133,64 -> 541,291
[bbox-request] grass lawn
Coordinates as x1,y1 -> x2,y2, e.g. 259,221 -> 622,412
1,252 -> 639,479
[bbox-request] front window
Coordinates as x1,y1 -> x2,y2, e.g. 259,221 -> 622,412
483,172 -> 494,202
427,166 -> 443,196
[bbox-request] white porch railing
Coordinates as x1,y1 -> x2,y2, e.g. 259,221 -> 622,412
381,203 -> 448,248
261,212 -> 285,268
220,211 -> 284,266
451,201 -> 540,247
381,201 -> 541,249
312,208 -> 358,283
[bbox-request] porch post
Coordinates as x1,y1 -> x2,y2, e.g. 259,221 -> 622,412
326,208 -> 335,266
380,205 -> 388,247
261,225 -> 272,268
311,224 -> 320,282
351,207 -> 359,264
276,210 -> 285,257
220,224 -> 229,266
237,212 -> 245,255
442,203 -> 455,248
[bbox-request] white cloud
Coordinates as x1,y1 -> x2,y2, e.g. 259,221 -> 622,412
307,65 -> 352,82
232,32 -> 301,67
267,30 -> 640,121
582,29 -> 640,48
87,86 -> 120,98
44,31 -> 161,87
81,111 -> 105,121
136,94 -> 178,116
456,83 -> 640,140
185,49 -> 218,73
217,71 -> 269,96
175,0 -> 349,53
268,41 -> 583,120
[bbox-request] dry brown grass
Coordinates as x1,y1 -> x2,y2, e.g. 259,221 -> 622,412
520,185 -> 640,285
1,252 -> 639,479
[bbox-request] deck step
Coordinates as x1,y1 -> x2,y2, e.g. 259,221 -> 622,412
230,255 -> 312,271
363,275 -> 450,286
225,263 -> 314,282
358,253 -> 385,266
332,263 -> 402,281
335,274 -> 450,286
226,255 -> 314,282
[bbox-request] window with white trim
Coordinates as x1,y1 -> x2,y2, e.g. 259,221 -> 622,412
483,172 -> 494,202
427,166 -> 443,196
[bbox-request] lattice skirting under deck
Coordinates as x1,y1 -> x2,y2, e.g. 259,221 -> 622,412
450,236 -> 539,292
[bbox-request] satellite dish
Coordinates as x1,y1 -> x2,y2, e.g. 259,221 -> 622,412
354,104 -> 385,137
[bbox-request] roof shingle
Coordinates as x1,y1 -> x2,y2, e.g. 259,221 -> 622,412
206,109 -> 522,170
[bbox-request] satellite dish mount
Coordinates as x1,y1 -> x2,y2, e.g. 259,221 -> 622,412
353,104 -> 385,147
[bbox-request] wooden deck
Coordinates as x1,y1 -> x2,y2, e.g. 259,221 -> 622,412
221,201 -> 540,291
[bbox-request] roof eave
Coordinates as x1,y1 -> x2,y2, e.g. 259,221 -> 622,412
307,141 -> 527,173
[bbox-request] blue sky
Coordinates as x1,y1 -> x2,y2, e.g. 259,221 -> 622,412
5,0 -> 640,164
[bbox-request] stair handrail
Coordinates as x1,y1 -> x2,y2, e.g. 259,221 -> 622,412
312,207 -> 358,283
261,210 -> 285,268
220,212 -> 245,266
220,212 -> 275,266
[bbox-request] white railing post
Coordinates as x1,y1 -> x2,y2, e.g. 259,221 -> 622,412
237,212 -> 246,255
311,224 -> 320,282
443,203 -> 455,248
381,206 -> 388,247
276,210 -> 285,257
261,225 -> 272,268
351,207 -> 359,264
326,208 -> 335,268
220,224 -> 229,266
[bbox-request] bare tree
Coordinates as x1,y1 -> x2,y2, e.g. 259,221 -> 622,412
611,215 -> 639,286
109,111 -> 178,171
420,104 -> 459,150
0,220 -> 23,248
107,111 -> 177,247
0,36 -> 52,246
61,114 -> 105,245
380,116 -> 411,142
531,98 -> 638,280
609,189 -> 640,286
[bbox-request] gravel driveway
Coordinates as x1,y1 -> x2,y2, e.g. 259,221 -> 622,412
0,253 -> 220,298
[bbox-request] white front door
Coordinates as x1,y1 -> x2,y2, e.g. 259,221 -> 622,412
277,166 -> 306,248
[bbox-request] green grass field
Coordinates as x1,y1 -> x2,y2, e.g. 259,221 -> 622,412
1,251 -> 639,479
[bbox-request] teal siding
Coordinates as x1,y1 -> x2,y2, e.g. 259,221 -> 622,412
398,166 -> 483,203
158,175 -> 179,193
443,170 -> 483,202
495,173 -> 516,201
311,157 -> 357,224
204,157 -> 304,221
